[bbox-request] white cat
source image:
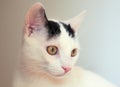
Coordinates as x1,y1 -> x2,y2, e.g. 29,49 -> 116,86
13,3 -> 117,87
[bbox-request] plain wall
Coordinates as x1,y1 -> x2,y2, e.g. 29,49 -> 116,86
0,0 -> 119,87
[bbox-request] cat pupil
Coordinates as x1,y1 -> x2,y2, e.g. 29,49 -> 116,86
51,48 -> 54,52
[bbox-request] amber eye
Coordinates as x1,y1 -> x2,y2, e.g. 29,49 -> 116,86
71,48 -> 77,57
47,46 -> 58,55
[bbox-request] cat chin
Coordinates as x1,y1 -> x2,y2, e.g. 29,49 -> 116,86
53,73 -> 66,77
48,71 -> 70,78
46,68 -> 72,78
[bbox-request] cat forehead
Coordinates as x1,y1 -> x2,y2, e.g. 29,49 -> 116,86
46,19 -> 75,39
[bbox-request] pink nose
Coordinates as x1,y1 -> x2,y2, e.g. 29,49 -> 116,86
62,66 -> 71,73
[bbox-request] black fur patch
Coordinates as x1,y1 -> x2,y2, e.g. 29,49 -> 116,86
61,22 -> 75,38
46,21 -> 61,39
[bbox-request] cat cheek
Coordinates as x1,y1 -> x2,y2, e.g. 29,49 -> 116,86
47,66 -> 64,76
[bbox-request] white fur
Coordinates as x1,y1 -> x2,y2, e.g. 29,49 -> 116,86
22,20 -> 79,76
13,3 -> 117,87
13,20 -> 117,87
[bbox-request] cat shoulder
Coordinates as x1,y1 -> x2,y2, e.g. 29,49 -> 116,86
73,66 -> 117,87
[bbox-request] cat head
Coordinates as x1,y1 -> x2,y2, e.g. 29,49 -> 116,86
22,3 -> 86,77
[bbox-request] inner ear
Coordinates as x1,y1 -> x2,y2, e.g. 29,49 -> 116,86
25,3 -> 48,36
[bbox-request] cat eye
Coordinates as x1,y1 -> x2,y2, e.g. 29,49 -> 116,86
71,48 -> 77,57
47,46 -> 58,55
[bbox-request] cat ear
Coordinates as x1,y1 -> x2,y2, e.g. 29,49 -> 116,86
65,10 -> 87,32
25,3 -> 48,36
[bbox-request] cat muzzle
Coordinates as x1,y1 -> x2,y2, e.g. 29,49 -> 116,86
62,66 -> 71,73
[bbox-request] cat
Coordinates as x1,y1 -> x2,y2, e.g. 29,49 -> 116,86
13,2 -> 117,87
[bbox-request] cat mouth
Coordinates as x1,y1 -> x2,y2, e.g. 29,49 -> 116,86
52,70 -> 71,77
47,66 -> 72,77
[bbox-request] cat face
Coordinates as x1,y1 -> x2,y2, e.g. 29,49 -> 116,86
22,3 -> 86,77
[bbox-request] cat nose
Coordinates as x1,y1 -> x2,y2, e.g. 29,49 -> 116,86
62,66 -> 71,73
